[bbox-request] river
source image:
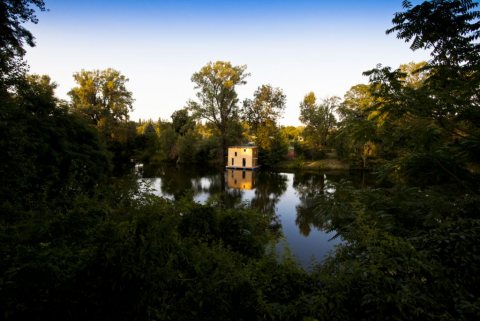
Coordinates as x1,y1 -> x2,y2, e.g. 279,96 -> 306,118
139,164 -> 369,269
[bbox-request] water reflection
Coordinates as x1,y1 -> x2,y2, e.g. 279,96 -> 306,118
293,172 -> 342,236
140,164 -> 360,267
226,169 -> 256,190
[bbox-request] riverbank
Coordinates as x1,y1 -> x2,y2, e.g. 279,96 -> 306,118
273,158 -> 350,171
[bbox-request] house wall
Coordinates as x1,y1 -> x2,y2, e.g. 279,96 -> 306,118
227,147 -> 258,168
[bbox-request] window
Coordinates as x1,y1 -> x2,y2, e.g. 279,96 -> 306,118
242,158 -> 246,167
231,158 -> 234,166
242,171 -> 246,179
244,149 -> 246,152
235,152 -> 237,156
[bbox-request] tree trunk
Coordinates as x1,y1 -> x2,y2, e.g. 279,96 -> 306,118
220,131 -> 227,167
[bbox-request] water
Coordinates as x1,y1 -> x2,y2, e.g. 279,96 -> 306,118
139,164 -> 365,268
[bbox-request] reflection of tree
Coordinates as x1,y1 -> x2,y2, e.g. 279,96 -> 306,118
204,170 -> 244,208
293,172 -> 343,236
250,171 -> 288,234
143,163 -> 219,201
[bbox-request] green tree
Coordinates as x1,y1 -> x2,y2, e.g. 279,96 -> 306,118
0,0 -> 46,93
0,0 -> 46,58
188,61 -> 249,164
336,84 -> 379,168
242,84 -> 286,133
299,93 -> 338,151
387,0 -> 480,67
362,0 -> 480,184
0,73 -> 110,210
171,107 -> 195,135
242,84 -> 287,165
68,68 -> 134,139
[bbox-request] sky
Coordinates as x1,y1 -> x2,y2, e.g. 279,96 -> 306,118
25,0 -> 430,125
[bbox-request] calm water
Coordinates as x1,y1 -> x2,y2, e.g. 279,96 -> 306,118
139,164 -> 367,268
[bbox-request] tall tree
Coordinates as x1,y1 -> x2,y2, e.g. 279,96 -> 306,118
68,68 -> 134,139
299,93 -> 338,149
188,61 -> 249,164
242,84 -> 287,164
336,84 -> 379,168
0,0 -> 46,57
363,0 -> 480,183
0,0 -> 46,91
242,84 -> 286,133
387,0 -> 480,67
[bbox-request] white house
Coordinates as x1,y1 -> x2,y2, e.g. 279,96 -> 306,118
226,146 -> 260,169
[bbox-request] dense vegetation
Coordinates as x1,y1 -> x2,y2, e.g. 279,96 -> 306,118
1,0 -> 479,320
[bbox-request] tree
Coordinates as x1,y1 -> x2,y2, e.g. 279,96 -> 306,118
242,84 -> 287,164
68,68 -> 134,139
0,0 -> 46,92
242,84 -> 286,133
0,73 -> 110,210
387,0 -> 480,67
0,0 -> 46,57
171,107 -> 194,135
188,61 -> 249,164
299,93 -> 338,150
362,0 -> 480,184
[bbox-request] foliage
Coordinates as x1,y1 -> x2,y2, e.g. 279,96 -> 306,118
171,107 -> 195,135
0,178 -> 288,321
242,84 -> 287,165
2,1 -> 480,320
306,181 -> 480,320
299,93 -> 338,151
387,0 -> 480,67
188,61 -> 249,163
0,74 -> 110,212
0,0 -> 46,57
0,0 -> 45,90
68,68 -> 134,138
135,120 -> 159,163
242,84 -> 286,133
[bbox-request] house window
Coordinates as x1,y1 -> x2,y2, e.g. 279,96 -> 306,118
242,171 -> 246,179
231,158 -> 234,166
244,149 -> 246,152
242,158 -> 246,167
235,152 -> 237,156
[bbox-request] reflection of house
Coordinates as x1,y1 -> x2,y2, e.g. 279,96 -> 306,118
226,169 -> 256,190
226,146 -> 260,169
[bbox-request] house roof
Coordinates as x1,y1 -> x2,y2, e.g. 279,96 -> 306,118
228,145 -> 258,149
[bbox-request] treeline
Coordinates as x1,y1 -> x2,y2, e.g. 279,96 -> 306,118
1,1 -> 480,320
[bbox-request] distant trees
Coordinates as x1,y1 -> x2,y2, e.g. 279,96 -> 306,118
189,61 -> 249,164
242,84 -> 286,132
242,84 -> 288,165
336,84 -> 379,168
67,68 -> 135,171
68,68 -> 134,139
299,93 -> 338,153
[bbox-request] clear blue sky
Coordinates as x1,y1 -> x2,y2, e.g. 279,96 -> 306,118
25,0 -> 430,125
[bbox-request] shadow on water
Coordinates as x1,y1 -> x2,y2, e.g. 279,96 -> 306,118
140,163 -> 374,268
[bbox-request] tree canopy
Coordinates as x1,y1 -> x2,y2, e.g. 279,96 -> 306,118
0,0 -> 46,56
188,61 -> 249,163
68,68 -> 134,138
299,93 -> 338,149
